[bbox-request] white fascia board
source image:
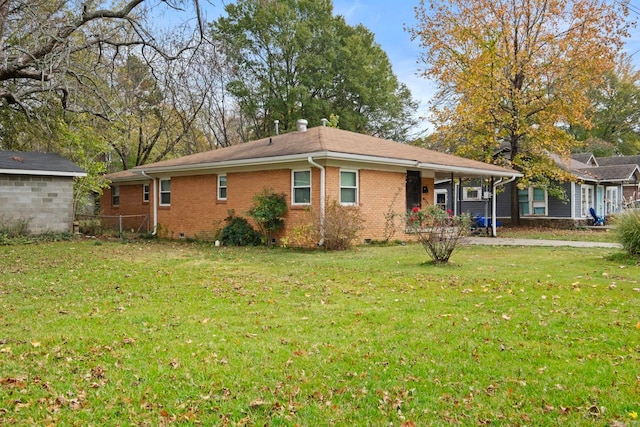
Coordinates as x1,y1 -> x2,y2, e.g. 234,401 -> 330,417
0,168 -> 86,177
135,151 -> 420,175
417,162 -> 523,178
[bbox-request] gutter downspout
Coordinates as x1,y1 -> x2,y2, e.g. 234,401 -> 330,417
492,176 -> 516,237
140,171 -> 158,235
308,157 -> 325,245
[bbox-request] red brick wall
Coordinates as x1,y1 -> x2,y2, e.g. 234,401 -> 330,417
102,168 -> 436,243
100,183 -> 151,232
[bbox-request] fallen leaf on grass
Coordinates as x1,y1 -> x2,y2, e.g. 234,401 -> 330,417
1,376 -> 27,389
249,398 -> 267,407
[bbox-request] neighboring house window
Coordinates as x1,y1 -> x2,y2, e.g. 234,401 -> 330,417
518,187 -> 547,216
292,170 -> 311,205
160,178 -> 171,206
435,190 -> 447,211
340,170 -> 358,205
218,175 -> 227,200
143,184 -> 150,203
581,184 -> 594,217
463,186 -> 481,201
605,186 -> 619,215
111,186 -> 120,207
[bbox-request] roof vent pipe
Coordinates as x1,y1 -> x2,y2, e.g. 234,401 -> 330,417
296,119 -> 308,132
274,120 -> 279,135
321,118 -> 328,127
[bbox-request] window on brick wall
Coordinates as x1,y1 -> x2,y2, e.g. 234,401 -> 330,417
292,170 -> 311,204
160,178 -> 171,206
218,175 -> 227,200
111,186 -> 120,207
340,170 -> 358,205
143,184 -> 149,202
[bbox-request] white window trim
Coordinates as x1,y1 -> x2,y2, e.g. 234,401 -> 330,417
217,174 -> 227,201
435,189 -> 447,210
112,185 -> 120,207
520,187 -> 548,216
143,183 -> 150,203
292,169 -> 312,205
581,184 -> 594,218
462,186 -> 481,201
340,169 -> 359,206
159,178 -> 171,206
604,186 -> 619,215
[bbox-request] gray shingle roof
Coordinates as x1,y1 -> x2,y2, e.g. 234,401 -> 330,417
0,151 -> 86,177
576,164 -> 640,182
595,155 -> 640,167
571,153 -> 597,165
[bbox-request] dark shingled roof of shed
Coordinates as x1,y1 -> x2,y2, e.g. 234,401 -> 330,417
0,150 -> 85,175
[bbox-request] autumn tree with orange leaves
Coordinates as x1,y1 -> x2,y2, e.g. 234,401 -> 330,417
409,0 -> 631,224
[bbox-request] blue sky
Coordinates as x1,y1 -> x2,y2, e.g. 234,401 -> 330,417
178,0 -> 640,130
332,0 -> 640,129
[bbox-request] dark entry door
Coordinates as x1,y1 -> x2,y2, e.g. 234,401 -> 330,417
406,170 -> 421,210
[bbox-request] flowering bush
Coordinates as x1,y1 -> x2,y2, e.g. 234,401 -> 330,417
406,205 -> 471,263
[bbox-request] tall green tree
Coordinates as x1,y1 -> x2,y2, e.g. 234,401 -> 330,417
410,0 -> 630,224
574,59 -> 640,156
212,0 -> 417,141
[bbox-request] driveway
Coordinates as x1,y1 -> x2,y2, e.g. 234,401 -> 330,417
468,237 -> 623,249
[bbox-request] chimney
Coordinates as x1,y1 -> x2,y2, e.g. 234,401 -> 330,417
274,120 -> 279,135
321,118 -> 328,127
296,119 -> 308,132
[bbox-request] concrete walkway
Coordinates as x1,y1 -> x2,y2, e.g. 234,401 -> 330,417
468,237 -> 622,248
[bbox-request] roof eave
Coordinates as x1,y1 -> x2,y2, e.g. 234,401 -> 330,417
417,162 -> 522,178
0,168 -> 86,177
134,150 -> 521,178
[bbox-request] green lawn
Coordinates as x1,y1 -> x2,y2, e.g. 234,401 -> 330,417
1,239 -> 639,426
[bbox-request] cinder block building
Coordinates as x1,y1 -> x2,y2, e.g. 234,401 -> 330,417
0,151 -> 86,234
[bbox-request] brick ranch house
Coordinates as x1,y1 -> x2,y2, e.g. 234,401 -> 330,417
101,122 -> 521,243
0,150 -> 86,233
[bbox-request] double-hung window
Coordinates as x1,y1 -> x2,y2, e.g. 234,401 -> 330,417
518,187 -> 547,216
159,178 -> 171,206
292,170 -> 311,205
604,186 -> 619,215
143,184 -> 150,203
340,170 -> 358,205
111,186 -> 120,207
218,175 -> 227,200
581,184 -> 594,217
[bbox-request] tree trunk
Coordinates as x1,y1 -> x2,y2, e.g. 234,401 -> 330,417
510,178 -> 520,226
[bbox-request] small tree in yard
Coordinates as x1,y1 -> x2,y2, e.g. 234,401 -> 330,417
248,189 -> 287,246
615,210 -> 640,257
407,205 -> 471,263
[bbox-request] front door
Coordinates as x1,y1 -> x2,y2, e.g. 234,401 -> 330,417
406,170 -> 421,210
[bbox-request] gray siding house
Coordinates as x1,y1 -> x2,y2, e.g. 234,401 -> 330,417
0,151 -> 86,233
435,154 -> 640,227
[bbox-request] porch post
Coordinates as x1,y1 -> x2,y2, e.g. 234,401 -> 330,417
491,177 -> 497,237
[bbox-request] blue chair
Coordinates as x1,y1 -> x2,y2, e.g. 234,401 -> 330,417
589,207 -> 605,226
